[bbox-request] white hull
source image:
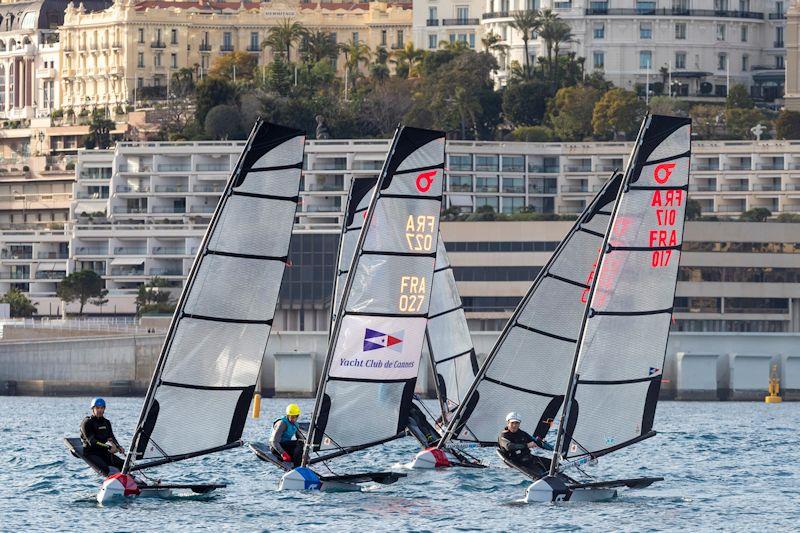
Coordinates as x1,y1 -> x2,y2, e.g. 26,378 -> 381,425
408,448 -> 459,469
525,476 -> 617,503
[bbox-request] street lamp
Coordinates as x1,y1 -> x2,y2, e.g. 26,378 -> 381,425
37,130 -> 45,155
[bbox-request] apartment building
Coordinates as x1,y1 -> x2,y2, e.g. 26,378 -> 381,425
57,0 -> 412,110
412,0 -> 483,50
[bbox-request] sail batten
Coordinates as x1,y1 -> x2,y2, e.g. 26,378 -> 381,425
123,121 -> 304,471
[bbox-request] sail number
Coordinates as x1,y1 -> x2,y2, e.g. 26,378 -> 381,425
648,172 -> 684,268
405,215 -> 436,252
399,275 -> 427,312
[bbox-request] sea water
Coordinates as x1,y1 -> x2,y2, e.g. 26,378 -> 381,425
0,397 -> 797,531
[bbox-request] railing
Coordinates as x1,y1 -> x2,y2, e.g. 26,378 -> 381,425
449,185 -> 473,192
1,252 -> 33,259
116,185 -> 149,193
157,164 -> 191,172
716,204 -> 746,212
449,165 -> 473,171
559,205 -> 586,214
752,184 -> 781,191
3,272 -> 30,279
153,185 -> 188,192
196,163 -> 228,171
149,268 -> 183,276
303,204 -> 339,212
725,164 -> 751,170
694,165 -> 720,171
37,252 -> 68,259
113,247 -> 147,254
774,40 -> 784,48
584,7 -> 764,18
561,185 -> 589,192
152,247 -> 186,255
564,165 -> 592,172
189,205 -> 215,213
76,191 -> 110,199
306,183 -> 344,191
110,269 -> 145,277
35,271 -> 66,279
690,184 -> 717,191
151,41 -> 166,49
719,184 -> 749,191
112,207 -> 147,214
529,186 -> 558,194
502,186 -> 526,193
502,165 -> 525,173
483,11 -> 510,18
725,306 -> 789,314
426,19 -> 439,26
784,184 -> 800,191
199,43 -> 211,51
75,247 -> 107,255
194,184 -> 223,192
246,45 -> 261,52
442,18 -> 480,25
528,166 -> 560,173
151,206 -> 186,213
475,187 -> 499,193
220,44 -> 234,52
769,12 -> 786,19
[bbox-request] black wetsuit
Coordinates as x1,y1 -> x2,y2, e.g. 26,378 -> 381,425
498,427 -> 551,475
80,415 -> 124,476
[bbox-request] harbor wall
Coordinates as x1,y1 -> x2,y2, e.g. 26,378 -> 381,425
1,330 -> 798,400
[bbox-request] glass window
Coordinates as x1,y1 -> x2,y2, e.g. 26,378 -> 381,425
138,28 -> 144,43
594,23 -> 605,39
381,30 -> 387,46
777,55 -> 785,69
636,0 -> 656,13
640,50 -> 652,69
171,28 -> 178,44
475,196 -> 499,211
640,23 -> 652,39
397,30 -> 404,48
170,53 -> 177,68
429,6 -> 437,20
457,6 -> 469,20
714,0 -> 728,10
137,52 -> 144,68
716,24 -> 726,41
675,23 -> 686,39
590,1 -> 608,12
223,32 -> 232,47
741,25 -> 747,42
675,52 -> 686,69
502,177 -> 524,193
475,155 -> 499,171
742,54 -> 748,71
718,52 -> 727,71
476,176 -> 499,192
672,0 -> 689,12
502,197 -> 526,213
449,154 -> 472,171
593,51 -> 604,68
469,34 -> 475,49
449,175 -> 472,192
739,0 -> 750,11
154,53 -> 161,67
776,26 -> 784,46
428,34 -> 437,49
250,32 -> 259,50
502,155 -> 524,172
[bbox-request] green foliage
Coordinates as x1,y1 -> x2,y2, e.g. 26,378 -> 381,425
264,18 -> 306,61
689,104 -> 724,139
502,79 -> 549,126
136,277 -> 176,316
300,31 -> 339,63
546,85 -> 600,141
209,51 -> 257,82
195,77 -> 236,126
776,212 -> 800,222
264,56 -> 293,96
775,110 -> 800,140
725,84 -> 754,109
739,207 -> 771,222
0,288 -> 37,317
648,96 -> 690,117
592,88 -> 645,140
57,270 -> 105,315
205,104 -> 245,140
509,10 -> 540,77
509,125 -> 554,141
170,68 -> 196,98
724,108 -> 771,139
83,111 -> 116,150
686,199 -> 702,221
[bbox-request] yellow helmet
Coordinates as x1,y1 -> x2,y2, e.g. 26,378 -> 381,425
286,403 -> 301,417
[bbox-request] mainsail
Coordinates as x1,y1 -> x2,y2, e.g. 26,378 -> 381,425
332,178 -> 476,424
123,120 -> 305,472
556,115 -> 691,462
439,172 -> 623,447
304,126 -> 445,463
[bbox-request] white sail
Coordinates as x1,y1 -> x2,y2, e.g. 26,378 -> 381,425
125,121 -> 305,470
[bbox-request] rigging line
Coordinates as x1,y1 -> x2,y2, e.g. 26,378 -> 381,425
205,250 -> 289,262
607,244 -> 682,252
628,184 -> 689,191
483,376 -> 560,398
394,162 -> 446,175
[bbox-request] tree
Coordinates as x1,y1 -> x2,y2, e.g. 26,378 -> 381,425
0,288 -> 37,317
208,51 -> 257,82
170,67 -> 196,98
339,39 -> 371,83
136,277 -> 176,316
592,88 -> 646,140
264,18 -> 306,62
726,84 -> 754,109
369,46 -> 390,83
508,10 -> 540,78
739,207 -> 771,222
725,107 -> 771,139
509,125 -> 554,141
690,104 -> 724,139
390,42 -> 425,78
546,85 -> 601,141
775,110 -> 800,140
648,95 -> 690,117
265,56 -> 293,96
502,79 -> 549,126
57,270 -> 105,315
83,111 -> 115,150
205,104 -> 245,140
195,77 -> 236,126
300,30 -> 338,64
548,19 -> 573,89
685,198 -> 702,221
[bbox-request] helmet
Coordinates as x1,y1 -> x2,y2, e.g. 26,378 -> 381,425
506,412 -> 521,423
91,397 -> 106,409
286,403 -> 301,417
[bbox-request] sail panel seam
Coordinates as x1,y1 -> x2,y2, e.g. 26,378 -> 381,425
591,307 -> 673,317
182,313 -> 273,325
206,250 -> 289,262
643,151 -> 691,166
247,162 -> 302,172
361,250 -> 437,258
231,191 -> 299,202
159,381 -> 251,391
578,375 -> 660,385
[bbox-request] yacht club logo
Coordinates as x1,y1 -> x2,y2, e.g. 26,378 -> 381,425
363,328 -> 404,352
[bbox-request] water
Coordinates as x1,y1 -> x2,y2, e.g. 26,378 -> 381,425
1,397 -> 797,531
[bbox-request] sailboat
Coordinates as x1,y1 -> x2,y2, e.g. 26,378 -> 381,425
66,119 -> 306,504
278,124 -> 446,491
527,114 -> 691,502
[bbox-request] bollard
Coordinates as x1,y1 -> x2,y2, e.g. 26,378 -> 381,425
253,393 -> 262,418
765,364 -> 782,403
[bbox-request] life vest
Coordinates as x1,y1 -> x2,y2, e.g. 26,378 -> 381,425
273,416 -> 298,442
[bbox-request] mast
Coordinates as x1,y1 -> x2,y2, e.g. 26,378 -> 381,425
424,327 -> 448,424
301,126 -> 403,468
547,117 -> 650,477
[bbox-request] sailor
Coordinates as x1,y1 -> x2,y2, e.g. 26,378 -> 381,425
498,412 -> 552,469
270,403 -> 305,467
80,397 -> 125,476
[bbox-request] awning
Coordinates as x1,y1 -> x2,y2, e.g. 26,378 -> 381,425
671,71 -> 711,79
38,262 -> 64,271
752,70 -> 785,83
110,257 -> 146,266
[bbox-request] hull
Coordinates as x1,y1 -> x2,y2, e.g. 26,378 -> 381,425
408,447 -> 484,469
278,467 -> 406,492
524,475 -> 662,503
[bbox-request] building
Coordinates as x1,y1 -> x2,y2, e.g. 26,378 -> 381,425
412,0 -> 483,51
481,0 -> 786,99
57,0 -> 412,110
784,0 -> 800,109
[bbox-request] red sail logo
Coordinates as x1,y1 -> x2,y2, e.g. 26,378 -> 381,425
653,163 -> 676,184
416,170 -> 437,193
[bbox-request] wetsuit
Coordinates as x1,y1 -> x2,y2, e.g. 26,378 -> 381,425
80,415 -> 124,476
498,426 -> 551,476
270,417 -> 304,467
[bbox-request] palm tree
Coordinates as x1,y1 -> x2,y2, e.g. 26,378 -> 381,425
300,30 -> 338,64
339,39 -> 371,97
481,31 -> 502,53
439,39 -> 470,52
550,19 -> 573,89
509,10 -> 540,78
263,18 -> 306,62
537,8 -> 559,77
370,46 -> 390,83
390,42 -> 424,79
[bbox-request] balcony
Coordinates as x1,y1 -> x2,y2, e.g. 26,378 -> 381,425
153,185 -> 188,193
220,44 -> 234,52
37,252 -> 68,259
528,165 -> 560,173
110,268 -> 145,277
76,191 -> 110,199
559,205 -> 586,214
769,13 -> 786,19
774,41 -> 784,48
584,7 -> 764,19
690,184 -> 717,192
442,18 -> 479,25
719,184 -> 749,191
157,163 -> 191,172
196,163 -> 228,172
152,206 -> 186,214
194,184 -> 224,193
112,207 -> 147,214
561,185 -> 589,193
75,247 -> 107,255
149,268 -> 183,276
752,184 -> 781,191
190,205 -> 215,213
150,41 -> 166,49
116,185 -> 149,193
199,43 -> 211,52
529,185 -> 558,194
113,247 -> 147,255
564,165 -> 592,173
4,272 -> 30,279
152,247 -> 186,255
1,251 -> 32,259
426,19 -> 439,26
35,271 -> 66,280
482,11 -> 510,19
246,45 -> 261,52
716,204 -> 746,212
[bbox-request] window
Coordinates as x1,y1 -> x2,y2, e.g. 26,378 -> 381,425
397,30 -> 404,48
137,77 -> 144,89
223,32 -> 232,49
449,154 -> 472,171
503,197 -> 526,213
155,28 -> 162,44
672,0 -> 689,12
776,1 -> 784,15
526,0 -> 539,9
741,25 -> 748,42
428,6 -> 437,20
594,23 -> 605,39
469,34 -> 475,48
640,22 -> 652,39
352,32 -> 359,43
457,6 -> 469,21
714,0 -> 727,10
776,26 -> 784,47
742,54 -> 748,71
777,55 -> 785,68
502,177 -> 524,193
716,24 -> 726,41
675,52 -> 686,69
718,52 -> 727,71
428,34 -> 437,49
675,23 -> 686,39
449,175 -> 472,192
739,0 -> 749,11
449,33 -> 456,43
250,32 -> 259,50
154,53 -> 161,67
590,1 -> 608,12
137,28 -> 144,43
475,155 -> 499,171
137,52 -> 144,68
475,196 -> 499,211
640,50 -> 652,69
171,53 -> 177,68
636,0 -> 656,13
476,177 -> 499,192
502,156 -> 525,172
171,28 -> 177,44
381,30 -> 387,46
593,51 -> 604,68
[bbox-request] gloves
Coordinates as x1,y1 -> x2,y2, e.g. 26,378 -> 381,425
281,452 -> 291,462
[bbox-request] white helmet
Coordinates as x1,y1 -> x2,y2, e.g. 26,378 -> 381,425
506,412 -> 521,423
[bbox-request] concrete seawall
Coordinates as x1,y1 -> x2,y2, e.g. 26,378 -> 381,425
1,330 -> 797,400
